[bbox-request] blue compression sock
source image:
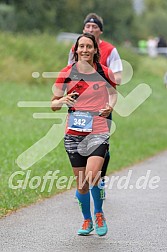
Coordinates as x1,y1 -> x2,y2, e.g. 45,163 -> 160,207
91,186 -> 103,214
75,190 -> 92,220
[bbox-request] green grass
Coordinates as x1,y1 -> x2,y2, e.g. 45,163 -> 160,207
0,32 -> 71,85
0,32 -> 167,218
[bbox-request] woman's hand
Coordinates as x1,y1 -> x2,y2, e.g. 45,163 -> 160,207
60,92 -> 79,107
51,92 -> 79,110
99,103 -> 113,117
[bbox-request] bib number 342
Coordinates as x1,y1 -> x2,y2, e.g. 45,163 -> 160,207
68,111 -> 93,132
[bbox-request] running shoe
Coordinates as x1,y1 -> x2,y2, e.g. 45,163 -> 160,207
94,212 -> 108,236
78,219 -> 94,235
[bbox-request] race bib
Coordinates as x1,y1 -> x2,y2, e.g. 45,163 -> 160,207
68,111 -> 93,132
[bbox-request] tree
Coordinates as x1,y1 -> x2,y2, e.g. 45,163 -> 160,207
0,0 -> 138,44
13,0 -> 56,32
144,0 -> 167,11
0,3 -> 16,31
134,0 -> 167,40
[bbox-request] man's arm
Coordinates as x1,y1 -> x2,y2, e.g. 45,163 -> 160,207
113,71 -> 122,85
107,48 -> 123,85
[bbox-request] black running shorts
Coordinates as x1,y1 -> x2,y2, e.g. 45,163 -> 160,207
64,133 -> 109,167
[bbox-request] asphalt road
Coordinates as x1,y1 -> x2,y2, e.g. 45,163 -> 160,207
0,150 -> 167,252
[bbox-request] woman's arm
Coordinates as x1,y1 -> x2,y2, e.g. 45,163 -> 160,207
108,86 -> 117,111
99,86 -> 117,117
51,86 -> 78,111
51,86 -> 64,111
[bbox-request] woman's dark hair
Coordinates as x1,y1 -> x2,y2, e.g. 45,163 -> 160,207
73,33 -> 100,63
